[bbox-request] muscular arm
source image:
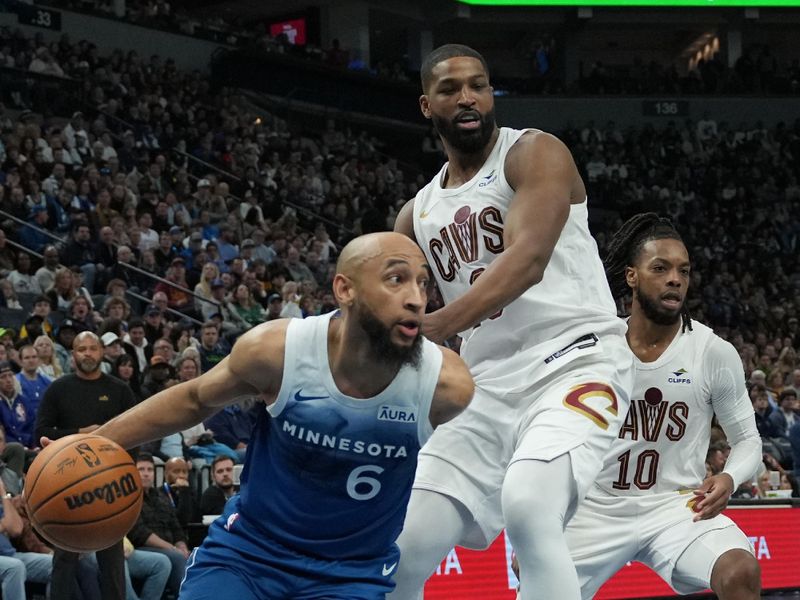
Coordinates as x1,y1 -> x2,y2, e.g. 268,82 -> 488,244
94,321 -> 287,450
394,199 -> 417,242
423,133 -> 575,342
429,346 -> 474,428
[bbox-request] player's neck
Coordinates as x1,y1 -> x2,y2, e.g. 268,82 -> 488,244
626,311 -> 682,362
328,320 -> 399,399
442,128 -> 500,188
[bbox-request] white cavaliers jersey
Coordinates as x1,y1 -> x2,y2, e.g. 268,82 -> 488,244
413,127 -> 624,382
595,320 -> 752,496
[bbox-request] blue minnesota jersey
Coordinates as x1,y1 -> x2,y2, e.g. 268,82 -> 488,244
237,312 -> 442,561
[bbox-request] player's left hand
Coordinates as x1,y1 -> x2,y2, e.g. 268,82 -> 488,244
692,473 -> 734,522
422,309 -> 452,345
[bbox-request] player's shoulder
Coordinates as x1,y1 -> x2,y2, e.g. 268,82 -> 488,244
692,322 -> 741,368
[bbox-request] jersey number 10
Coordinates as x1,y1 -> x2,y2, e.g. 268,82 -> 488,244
612,449 -> 660,491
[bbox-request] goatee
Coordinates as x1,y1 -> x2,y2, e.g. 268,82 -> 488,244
432,107 -> 497,155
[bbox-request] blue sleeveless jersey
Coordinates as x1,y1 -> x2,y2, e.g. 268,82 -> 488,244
237,312 -> 442,561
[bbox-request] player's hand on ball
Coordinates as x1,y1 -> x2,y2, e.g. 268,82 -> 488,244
692,473 -> 734,522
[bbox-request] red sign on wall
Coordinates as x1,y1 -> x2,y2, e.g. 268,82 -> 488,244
423,506 -> 800,599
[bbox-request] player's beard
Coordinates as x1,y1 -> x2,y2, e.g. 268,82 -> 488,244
634,286 -> 682,326
432,107 -> 497,155
355,302 -> 423,370
75,357 -> 100,375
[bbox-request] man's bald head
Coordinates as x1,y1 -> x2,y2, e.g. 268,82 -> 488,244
165,456 -> 189,485
73,331 -> 101,349
336,232 -> 424,282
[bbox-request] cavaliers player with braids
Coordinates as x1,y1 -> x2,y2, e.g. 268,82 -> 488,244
390,44 -> 634,600
563,213 -> 762,599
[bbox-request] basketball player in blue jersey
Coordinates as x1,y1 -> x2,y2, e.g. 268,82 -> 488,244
89,232 -> 474,599
390,45 -> 634,600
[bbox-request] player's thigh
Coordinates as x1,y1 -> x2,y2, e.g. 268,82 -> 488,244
670,525 -> 753,594
295,580 -> 393,600
179,564 -> 260,600
511,361 -> 632,503
565,493 -> 637,600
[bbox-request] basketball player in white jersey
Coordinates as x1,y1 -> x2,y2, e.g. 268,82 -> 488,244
563,214 -> 762,599
390,44 -> 635,600
82,232 -> 475,599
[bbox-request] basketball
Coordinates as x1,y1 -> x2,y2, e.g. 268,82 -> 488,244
24,434 -> 143,553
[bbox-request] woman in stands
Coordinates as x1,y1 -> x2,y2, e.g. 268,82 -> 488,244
46,266 -> 88,311
113,353 -> 142,402
194,262 -> 220,313
231,284 -> 265,328
34,334 -> 63,379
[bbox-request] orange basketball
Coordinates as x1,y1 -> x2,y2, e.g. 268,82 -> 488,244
24,434 -> 143,552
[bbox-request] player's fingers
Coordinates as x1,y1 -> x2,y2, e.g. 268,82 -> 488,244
40,436 -> 52,448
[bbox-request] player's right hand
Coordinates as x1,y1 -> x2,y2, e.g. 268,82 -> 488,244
40,437 -> 52,448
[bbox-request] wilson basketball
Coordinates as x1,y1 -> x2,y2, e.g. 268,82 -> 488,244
24,434 -> 143,552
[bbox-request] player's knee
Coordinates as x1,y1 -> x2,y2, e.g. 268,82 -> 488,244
712,550 -> 760,596
502,474 -> 561,537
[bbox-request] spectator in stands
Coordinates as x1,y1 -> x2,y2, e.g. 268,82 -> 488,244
137,214 -> 158,252
127,453 -> 189,598
0,362 -> 36,450
52,320 -> 77,374
140,356 -> 176,400
751,383 -> 776,438
249,228 -> 275,264
231,284 -> 264,328
60,223 -> 97,293
111,354 -> 141,402
279,281 -> 302,318
123,318 -> 150,372
102,297 -> 130,324
0,477 -> 53,599
0,425 -> 25,481
197,322 -> 228,373
19,206 -> 50,254
214,224 -> 238,264
0,281 -> 21,310
161,457 -> 199,529
201,279 -> 248,335
15,344 -> 50,413
100,332 -> 124,374
284,246 -> 314,283
153,257 -> 192,312
0,230 -> 16,275
199,455 -> 236,516
193,262 -> 220,313
143,306 -> 165,345
769,389 -> 798,438
34,246 -> 60,293
265,293 -> 283,321
28,46 -> 64,77
33,335 -> 62,380
203,398 -> 259,463
6,253 -> 41,296
68,295 -> 95,333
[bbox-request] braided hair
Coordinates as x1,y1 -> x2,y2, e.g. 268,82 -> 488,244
603,212 -> 692,332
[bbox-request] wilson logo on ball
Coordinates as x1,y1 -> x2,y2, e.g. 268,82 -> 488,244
64,473 -> 140,509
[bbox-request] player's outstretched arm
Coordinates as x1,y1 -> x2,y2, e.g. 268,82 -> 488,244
429,346 -> 474,428
422,132 -> 574,343
93,321 -> 288,450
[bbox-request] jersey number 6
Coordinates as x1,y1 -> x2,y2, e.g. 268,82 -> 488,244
347,465 -> 384,501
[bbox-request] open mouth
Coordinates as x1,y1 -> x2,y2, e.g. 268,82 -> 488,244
396,320 -> 420,338
660,292 -> 682,309
454,112 -> 481,130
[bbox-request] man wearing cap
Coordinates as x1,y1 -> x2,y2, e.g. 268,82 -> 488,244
19,206 -> 50,254
15,345 -> 51,414
0,361 -> 37,450
141,356 -> 177,400
265,293 -> 283,321
124,319 -> 151,372
240,239 -> 256,268
154,258 -> 191,312
143,307 -> 166,347
19,297 -> 53,340
37,332 -> 137,600
100,332 -> 124,374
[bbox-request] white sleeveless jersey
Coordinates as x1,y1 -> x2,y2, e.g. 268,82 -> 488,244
595,320 -> 749,496
412,127 -> 623,381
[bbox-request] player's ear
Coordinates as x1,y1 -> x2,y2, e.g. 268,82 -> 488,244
624,266 -> 637,290
332,273 -> 356,308
419,95 -> 432,120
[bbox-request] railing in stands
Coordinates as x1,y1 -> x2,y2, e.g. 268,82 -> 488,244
93,107 -> 353,239
0,209 -> 215,321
